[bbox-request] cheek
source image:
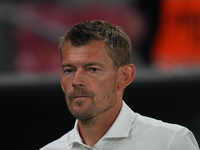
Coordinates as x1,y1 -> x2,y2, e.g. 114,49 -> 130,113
94,80 -> 118,109
61,77 -> 72,93
96,76 -> 118,98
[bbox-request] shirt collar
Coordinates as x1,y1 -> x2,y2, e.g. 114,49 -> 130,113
103,101 -> 137,138
68,101 -> 137,146
71,120 -> 83,144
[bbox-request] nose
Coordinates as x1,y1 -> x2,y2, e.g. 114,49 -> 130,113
72,68 -> 86,87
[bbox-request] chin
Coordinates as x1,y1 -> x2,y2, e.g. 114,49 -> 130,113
72,111 -> 93,121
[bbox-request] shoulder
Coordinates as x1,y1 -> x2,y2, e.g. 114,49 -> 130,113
133,113 -> 192,137
40,129 -> 74,150
131,113 -> 199,149
135,113 -> 185,133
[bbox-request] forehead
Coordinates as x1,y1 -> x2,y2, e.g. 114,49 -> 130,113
61,40 -> 113,66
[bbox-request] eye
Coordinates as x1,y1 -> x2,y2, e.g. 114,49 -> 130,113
63,68 -> 74,74
88,67 -> 99,73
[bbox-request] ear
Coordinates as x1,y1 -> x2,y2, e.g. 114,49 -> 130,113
117,64 -> 135,90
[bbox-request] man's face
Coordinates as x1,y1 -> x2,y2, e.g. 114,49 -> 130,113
60,40 -> 122,121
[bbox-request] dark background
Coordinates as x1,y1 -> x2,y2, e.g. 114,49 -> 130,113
1,74 -> 200,149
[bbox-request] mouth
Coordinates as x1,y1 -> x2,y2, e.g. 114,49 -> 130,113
72,96 -> 90,100
73,95 -> 90,98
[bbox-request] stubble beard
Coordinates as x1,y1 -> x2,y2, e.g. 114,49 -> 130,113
65,86 -> 96,121
66,95 -> 95,121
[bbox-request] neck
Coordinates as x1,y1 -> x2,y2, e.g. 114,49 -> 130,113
78,99 -> 122,147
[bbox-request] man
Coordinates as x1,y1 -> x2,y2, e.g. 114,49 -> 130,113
40,20 -> 199,150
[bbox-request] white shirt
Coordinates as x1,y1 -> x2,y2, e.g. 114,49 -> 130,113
40,101 -> 199,150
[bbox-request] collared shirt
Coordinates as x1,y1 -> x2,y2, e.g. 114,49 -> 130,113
40,101 -> 199,150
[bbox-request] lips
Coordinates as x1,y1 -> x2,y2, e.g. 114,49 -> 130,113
71,95 -> 90,101
70,96 -> 91,104
72,95 -> 90,98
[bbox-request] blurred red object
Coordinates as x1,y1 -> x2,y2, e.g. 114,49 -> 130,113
151,0 -> 200,70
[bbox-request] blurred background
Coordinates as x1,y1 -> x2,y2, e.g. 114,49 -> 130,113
0,0 -> 200,149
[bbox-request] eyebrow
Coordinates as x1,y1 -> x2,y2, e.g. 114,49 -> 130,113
61,64 -> 74,69
61,63 -> 104,68
83,63 -> 104,68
